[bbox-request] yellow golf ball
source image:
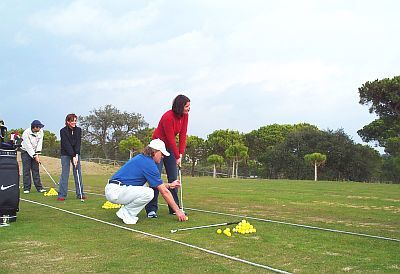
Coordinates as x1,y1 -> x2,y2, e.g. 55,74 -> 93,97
185,216 -> 189,221
217,229 -> 222,234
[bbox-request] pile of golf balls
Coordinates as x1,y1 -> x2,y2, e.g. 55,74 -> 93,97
216,220 -> 256,237
101,201 -> 122,209
43,188 -> 58,196
233,219 -> 257,234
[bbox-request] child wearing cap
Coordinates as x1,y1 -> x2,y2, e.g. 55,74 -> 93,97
20,120 -> 46,193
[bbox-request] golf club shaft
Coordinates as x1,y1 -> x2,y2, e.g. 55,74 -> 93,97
178,165 -> 184,211
40,163 -> 58,186
75,166 -> 84,200
171,221 -> 239,233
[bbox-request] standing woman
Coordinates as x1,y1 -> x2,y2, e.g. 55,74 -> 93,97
146,94 -> 190,218
57,114 -> 86,201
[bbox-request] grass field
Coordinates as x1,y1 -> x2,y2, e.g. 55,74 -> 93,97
1,173 -> 399,273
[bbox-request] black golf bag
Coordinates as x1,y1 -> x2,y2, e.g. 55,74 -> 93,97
0,123 -> 20,223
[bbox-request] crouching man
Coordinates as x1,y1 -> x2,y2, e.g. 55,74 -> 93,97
105,139 -> 187,224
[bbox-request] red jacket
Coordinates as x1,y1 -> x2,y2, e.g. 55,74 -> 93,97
153,110 -> 188,159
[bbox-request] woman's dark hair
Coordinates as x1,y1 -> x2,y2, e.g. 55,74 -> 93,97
172,94 -> 190,117
65,113 -> 77,126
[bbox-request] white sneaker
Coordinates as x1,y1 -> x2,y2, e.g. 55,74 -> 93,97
116,207 -> 138,225
23,190 -> 30,194
147,211 -> 158,218
38,189 -> 46,193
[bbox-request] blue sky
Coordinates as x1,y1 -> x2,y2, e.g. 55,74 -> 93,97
1,1 -> 399,152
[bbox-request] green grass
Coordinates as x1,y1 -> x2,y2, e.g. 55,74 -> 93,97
1,175 -> 399,273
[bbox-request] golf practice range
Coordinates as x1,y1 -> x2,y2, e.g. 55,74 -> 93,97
1,167 -> 399,273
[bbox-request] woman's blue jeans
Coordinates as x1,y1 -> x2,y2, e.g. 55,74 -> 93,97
145,149 -> 180,214
57,155 -> 85,199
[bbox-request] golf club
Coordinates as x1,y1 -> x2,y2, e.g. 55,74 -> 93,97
170,221 -> 240,233
178,165 -> 184,212
75,165 -> 84,202
40,163 -> 59,186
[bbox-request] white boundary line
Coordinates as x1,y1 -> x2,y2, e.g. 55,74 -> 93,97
20,198 -> 291,274
53,189 -> 400,243
82,190 -> 400,243
183,207 -> 400,243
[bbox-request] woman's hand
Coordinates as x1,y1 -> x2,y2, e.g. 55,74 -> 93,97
176,154 -> 183,167
73,155 -> 78,167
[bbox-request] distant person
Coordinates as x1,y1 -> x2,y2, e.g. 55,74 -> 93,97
57,114 -> 86,201
105,139 -> 187,224
0,119 -> 6,143
21,120 -> 46,194
145,94 -> 190,218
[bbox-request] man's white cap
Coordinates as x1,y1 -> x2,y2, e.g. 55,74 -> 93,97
149,139 -> 170,156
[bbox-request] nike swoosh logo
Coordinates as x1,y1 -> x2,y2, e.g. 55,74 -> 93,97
0,184 -> 16,191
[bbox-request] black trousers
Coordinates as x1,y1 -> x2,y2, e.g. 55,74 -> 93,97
21,150 -> 43,191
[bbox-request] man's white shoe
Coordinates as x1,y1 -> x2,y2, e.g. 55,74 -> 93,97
116,207 -> 138,225
38,189 -> 46,193
23,190 -> 29,194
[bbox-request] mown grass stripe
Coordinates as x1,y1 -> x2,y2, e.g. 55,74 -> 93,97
21,198 -> 291,274
184,207 -> 400,243
84,189 -> 400,243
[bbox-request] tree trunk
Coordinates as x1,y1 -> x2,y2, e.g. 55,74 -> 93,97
235,160 -> 239,178
191,161 -> 195,177
213,164 -> 216,178
129,150 -> 133,159
314,161 -> 317,181
101,141 -> 109,159
231,161 -> 235,178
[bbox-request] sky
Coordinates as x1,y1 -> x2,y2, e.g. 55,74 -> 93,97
1,0 -> 399,152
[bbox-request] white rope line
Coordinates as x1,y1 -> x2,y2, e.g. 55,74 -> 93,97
64,190 -> 400,243
183,207 -> 400,243
20,198 -> 291,274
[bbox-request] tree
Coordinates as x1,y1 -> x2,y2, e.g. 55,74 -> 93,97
42,130 -> 60,157
304,153 -> 327,181
382,155 -> 400,182
271,126 -> 325,180
185,136 -> 206,176
358,76 -> 400,152
79,105 -> 148,160
119,136 -> 143,159
246,123 -> 320,178
359,76 -> 400,119
136,127 -> 154,146
348,144 -> 382,182
225,143 -> 248,178
245,124 -> 294,161
247,159 -> 261,178
207,154 -> 224,178
206,129 -> 244,157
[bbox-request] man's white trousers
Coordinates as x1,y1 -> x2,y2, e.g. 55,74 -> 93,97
105,183 -> 154,218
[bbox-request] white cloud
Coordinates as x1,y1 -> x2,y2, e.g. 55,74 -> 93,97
67,30 -> 217,69
2,0 -> 399,149
29,0 -> 160,43
13,31 -> 31,46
